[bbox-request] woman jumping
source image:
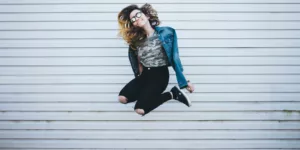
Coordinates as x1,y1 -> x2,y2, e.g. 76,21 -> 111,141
117,3 -> 195,116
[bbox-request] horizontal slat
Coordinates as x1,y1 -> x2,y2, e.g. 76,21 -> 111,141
1,39 -> 300,47
0,112 -> 300,120
2,30 -> 300,39
0,149 -> 122,150
0,149 -> 293,150
1,48 -> 300,57
1,121 -> 299,129
0,93 -> 299,102
0,102 -> 299,111
0,57 -> 300,65
0,66 -> 299,76
0,84 -> 300,93
0,75 -> 299,84
1,22 -> 300,30
0,4 -> 300,12
1,13 -> 300,21
1,66 -> 299,75
1,0 -> 300,4
1,130 -> 300,139
0,139 -> 299,149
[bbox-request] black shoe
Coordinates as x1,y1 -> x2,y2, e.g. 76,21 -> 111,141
170,85 -> 192,107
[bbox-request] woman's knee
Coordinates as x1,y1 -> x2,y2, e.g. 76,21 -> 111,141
135,109 -> 145,115
118,95 -> 128,104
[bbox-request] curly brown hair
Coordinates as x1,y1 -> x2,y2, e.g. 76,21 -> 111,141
117,3 -> 161,50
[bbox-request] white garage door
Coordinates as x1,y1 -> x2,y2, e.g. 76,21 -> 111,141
0,0 -> 300,149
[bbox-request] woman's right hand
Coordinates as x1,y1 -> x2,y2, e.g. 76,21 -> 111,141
138,63 -> 143,75
138,56 -> 143,75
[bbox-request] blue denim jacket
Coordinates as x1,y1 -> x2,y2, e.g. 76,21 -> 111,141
128,26 -> 188,89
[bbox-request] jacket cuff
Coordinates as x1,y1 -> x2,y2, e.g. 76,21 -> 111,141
179,72 -> 188,89
179,84 -> 188,89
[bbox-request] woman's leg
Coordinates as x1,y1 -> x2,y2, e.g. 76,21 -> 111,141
135,89 -> 172,116
134,66 -> 171,116
118,75 -> 144,104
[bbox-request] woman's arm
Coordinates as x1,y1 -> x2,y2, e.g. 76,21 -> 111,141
128,47 -> 140,78
137,56 -> 143,75
171,27 -> 195,93
171,27 -> 188,88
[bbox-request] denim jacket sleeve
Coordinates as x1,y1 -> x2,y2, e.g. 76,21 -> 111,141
171,28 -> 188,89
128,46 -> 139,78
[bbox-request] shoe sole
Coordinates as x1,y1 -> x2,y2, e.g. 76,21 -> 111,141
175,85 -> 192,107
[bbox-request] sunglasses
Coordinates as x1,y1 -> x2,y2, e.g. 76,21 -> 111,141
130,11 -> 142,23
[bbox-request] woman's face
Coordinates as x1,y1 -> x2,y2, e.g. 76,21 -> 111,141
129,9 -> 149,27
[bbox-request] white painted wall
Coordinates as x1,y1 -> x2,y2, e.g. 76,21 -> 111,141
0,0 -> 299,149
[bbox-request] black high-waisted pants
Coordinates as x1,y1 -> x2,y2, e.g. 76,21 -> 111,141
118,64 -> 172,116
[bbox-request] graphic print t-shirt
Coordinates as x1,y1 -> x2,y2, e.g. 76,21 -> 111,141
136,31 -> 168,67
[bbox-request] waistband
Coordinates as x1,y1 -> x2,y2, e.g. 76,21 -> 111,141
142,65 -> 168,70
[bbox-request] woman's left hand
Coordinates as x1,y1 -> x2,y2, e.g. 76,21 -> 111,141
186,81 -> 195,93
